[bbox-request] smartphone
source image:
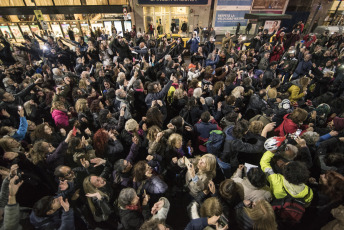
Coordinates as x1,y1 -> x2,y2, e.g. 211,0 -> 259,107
18,106 -> 23,111
72,126 -> 77,136
184,156 -> 191,168
187,146 -> 192,155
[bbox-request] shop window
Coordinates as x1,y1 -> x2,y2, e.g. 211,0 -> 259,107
54,0 -> 81,5
25,0 -> 53,6
0,0 -> 25,7
86,0 -> 107,5
109,0 -> 127,5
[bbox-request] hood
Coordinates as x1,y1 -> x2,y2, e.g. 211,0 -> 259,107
291,79 -> 302,88
51,109 -> 67,118
283,178 -> 307,198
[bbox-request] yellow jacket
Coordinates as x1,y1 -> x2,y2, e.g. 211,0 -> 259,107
288,85 -> 305,104
260,151 -> 313,205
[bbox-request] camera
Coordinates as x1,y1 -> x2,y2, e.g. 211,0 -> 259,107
10,169 -> 23,185
218,214 -> 228,228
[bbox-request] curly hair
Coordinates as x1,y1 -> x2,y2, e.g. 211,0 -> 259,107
283,161 -> 309,185
147,125 -> 162,142
93,129 -> 109,158
213,81 -> 225,95
146,107 -> 163,129
30,124 -> 54,143
247,167 -> 267,188
232,120 -> 249,139
31,141 -> 49,165
321,170 -> 344,202
90,99 -> 102,113
75,98 -> 89,113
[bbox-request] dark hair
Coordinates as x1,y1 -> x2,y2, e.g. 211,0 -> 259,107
54,165 -> 65,178
201,111 -> 211,122
283,161 -> 309,185
133,161 -> 148,182
171,116 -> 184,132
226,95 -> 236,105
247,167 -> 267,188
232,120 -> 249,139
270,78 -> 280,88
289,108 -> 308,124
146,107 -> 163,128
325,153 -> 344,167
219,179 -> 239,201
33,196 -> 55,217
321,171 -> 344,202
225,111 -> 239,122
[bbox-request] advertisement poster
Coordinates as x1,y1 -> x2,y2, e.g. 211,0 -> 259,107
10,25 -> 23,39
70,24 -> 80,35
0,26 -> 12,39
252,0 -> 287,11
215,11 -> 249,27
51,24 -> 63,37
264,20 -> 281,34
61,24 -> 70,38
104,21 -> 112,36
124,21 -> 132,32
19,25 -> 32,36
81,23 -> 91,37
30,24 -> 40,35
214,0 -> 253,28
114,21 -> 122,35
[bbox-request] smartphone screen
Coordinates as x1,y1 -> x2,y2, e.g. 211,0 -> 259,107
72,126 -> 77,136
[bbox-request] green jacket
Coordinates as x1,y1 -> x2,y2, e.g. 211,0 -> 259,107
260,151 -> 313,205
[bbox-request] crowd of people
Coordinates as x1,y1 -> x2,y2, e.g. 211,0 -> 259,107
0,20 -> 343,230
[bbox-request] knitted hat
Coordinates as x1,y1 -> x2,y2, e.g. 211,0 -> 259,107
125,119 -> 138,132
333,117 -> 344,131
315,103 -> 331,118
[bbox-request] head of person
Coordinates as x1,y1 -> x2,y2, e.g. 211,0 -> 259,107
200,197 -> 222,218
33,196 -> 61,217
289,108 -> 308,125
75,98 -> 89,113
147,125 -> 162,143
244,200 -> 277,230
193,88 -> 202,98
264,52 -> 270,59
200,111 -> 211,123
279,144 -> 298,161
248,121 -> 264,135
93,129 -> 110,158
233,120 -> 249,139
269,61 -> 278,70
125,119 -> 139,133
132,160 -> 153,182
54,165 -> 75,181
140,219 -> 169,230
319,170 -> 344,202
283,161 -> 309,185
133,79 -> 143,90
231,86 -> 244,98
31,140 -> 56,165
83,175 -> 108,218
197,154 -> 216,178
167,133 -> 183,149
301,131 -> 320,146
247,167 -> 267,188
0,89 -> 15,102
270,78 -> 280,88
146,107 -> 163,128
118,188 -> 139,208
304,54 -> 312,61
219,179 -> 239,201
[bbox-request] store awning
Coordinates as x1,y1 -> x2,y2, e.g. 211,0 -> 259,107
244,13 -> 293,20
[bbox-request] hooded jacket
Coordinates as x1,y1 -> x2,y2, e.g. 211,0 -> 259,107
274,113 -> 308,137
260,151 -> 313,205
51,109 -> 69,128
29,208 -> 74,230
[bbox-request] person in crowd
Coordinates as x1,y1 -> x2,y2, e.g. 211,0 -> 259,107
0,20 -> 343,230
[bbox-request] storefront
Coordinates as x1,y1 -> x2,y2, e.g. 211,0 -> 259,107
324,0 -> 344,26
132,0 -> 211,36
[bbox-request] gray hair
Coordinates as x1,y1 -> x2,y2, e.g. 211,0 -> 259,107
301,131 -> 320,146
281,144 -> 299,160
52,68 -> 61,76
132,79 -> 142,89
193,88 -> 202,98
118,188 -> 137,208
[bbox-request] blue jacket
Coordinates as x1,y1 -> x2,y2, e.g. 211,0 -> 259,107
205,55 -> 219,69
12,116 -> 28,141
185,217 -> 208,230
194,121 -> 220,139
145,80 -> 173,107
30,208 -> 75,230
294,59 -> 312,77
188,37 -> 200,53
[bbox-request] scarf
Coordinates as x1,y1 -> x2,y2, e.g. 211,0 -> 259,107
135,88 -> 144,92
125,202 -> 141,211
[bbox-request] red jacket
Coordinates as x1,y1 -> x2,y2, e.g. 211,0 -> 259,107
270,46 -> 284,63
274,114 -> 308,136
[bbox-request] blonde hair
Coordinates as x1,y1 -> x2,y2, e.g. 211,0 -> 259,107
249,121 -> 264,134
200,197 -> 222,217
232,86 -> 244,98
50,101 -> 65,113
79,79 -> 87,89
75,98 -> 88,113
83,175 -> 109,220
167,133 -> 182,147
299,76 -> 310,90
174,88 -> 185,100
147,125 -> 162,142
199,153 -> 216,179
325,71 -> 334,78
245,200 -> 277,230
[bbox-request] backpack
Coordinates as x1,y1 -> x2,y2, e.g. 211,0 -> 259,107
205,130 -> 225,156
279,82 -> 293,93
270,188 -> 309,225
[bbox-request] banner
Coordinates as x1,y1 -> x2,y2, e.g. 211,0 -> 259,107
138,0 -> 208,4
215,11 -> 249,27
214,0 -> 252,27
